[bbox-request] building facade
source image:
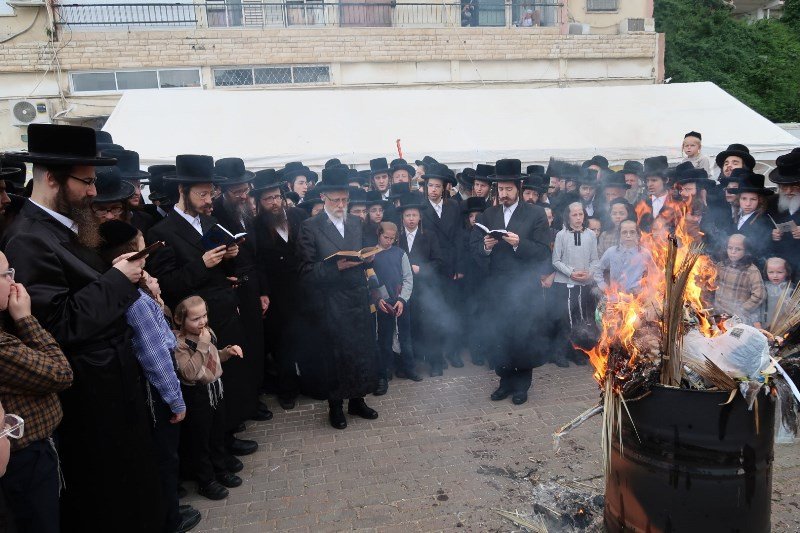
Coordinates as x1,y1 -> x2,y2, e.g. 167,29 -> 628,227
0,0 -> 662,150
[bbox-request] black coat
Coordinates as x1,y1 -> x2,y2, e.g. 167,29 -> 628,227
146,211 -> 256,428
421,199 -> 463,277
469,201 -> 551,369
2,201 -> 164,532
297,212 -> 377,400
767,194 -> 800,278
736,210 -> 773,267
129,208 -> 156,234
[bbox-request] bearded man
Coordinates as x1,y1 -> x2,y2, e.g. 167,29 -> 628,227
768,148 -> 800,279
1,124 -> 164,532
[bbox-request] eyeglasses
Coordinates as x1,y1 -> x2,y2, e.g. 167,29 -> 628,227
227,187 -> 251,198
0,414 -> 24,439
68,175 -> 97,187
324,196 -> 349,205
0,268 -> 14,281
92,205 -> 124,217
260,194 -> 282,203
191,190 -> 213,200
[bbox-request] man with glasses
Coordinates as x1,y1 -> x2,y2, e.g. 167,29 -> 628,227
90,166 -> 135,223
2,124 -> 165,531
147,154 -> 260,461
101,148 -> 155,233
297,166 -> 379,429
0,250 -> 72,533
768,148 -> 800,281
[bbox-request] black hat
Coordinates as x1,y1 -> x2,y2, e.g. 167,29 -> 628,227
164,154 -> 227,184
249,168 -> 283,196
389,158 -> 416,177
147,164 -> 175,202
369,157 -> 390,176
348,186 -> 368,206
462,196 -> 487,213
684,131 -> 702,140
0,159 -> 26,187
96,142 -> 124,154
621,160 -> 644,176
396,193 -> 425,212
297,189 -> 323,213
98,220 -> 138,249
769,148 -> 800,185
414,155 -> 438,168
5,124 -> 117,167
720,167 -> 747,188
346,169 -> 370,187
366,190 -> 389,207
643,156 -> 669,178
671,161 -> 695,179
386,182 -> 411,200
325,158 -> 342,170
423,163 -> 457,185
577,168 -> 599,186
523,174 -> 548,193
715,143 -> 756,170
285,191 -> 300,205
474,164 -> 494,182
526,165 -> 545,176
676,167 -> 712,188
458,167 -> 476,186
93,167 -> 135,204
315,165 -> 350,192
601,172 -> 631,190
95,130 -> 113,145
102,149 -> 150,182
582,155 -> 609,170
490,159 -> 524,181
282,161 -> 316,183
214,157 -> 255,186
729,170 -> 773,196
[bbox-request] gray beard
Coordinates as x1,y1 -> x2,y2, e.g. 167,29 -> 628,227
224,199 -> 252,226
778,193 -> 800,215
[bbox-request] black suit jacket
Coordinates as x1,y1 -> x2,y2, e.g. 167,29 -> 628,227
421,198 -> 463,277
398,226 -> 444,288
297,212 -> 369,290
253,207 -> 308,297
736,211 -> 773,264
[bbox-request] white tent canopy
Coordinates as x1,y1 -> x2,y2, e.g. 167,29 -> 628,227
104,82 -> 799,172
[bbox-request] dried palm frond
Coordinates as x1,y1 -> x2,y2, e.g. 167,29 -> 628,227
493,509 -> 549,532
683,356 -> 737,390
770,282 -> 800,337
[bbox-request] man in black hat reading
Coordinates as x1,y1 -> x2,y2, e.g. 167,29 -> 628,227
470,158 -> 550,405
768,149 -> 800,279
2,124 -> 165,532
297,166 -> 379,429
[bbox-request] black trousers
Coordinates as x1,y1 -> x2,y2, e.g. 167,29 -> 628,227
0,438 -> 60,533
149,384 -> 181,532
495,366 -> 533,393
376,308 -> 414,378
264,300 -> 301,401
179,381 -> 227,486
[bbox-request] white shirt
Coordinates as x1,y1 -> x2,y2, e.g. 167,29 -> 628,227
405,227 -> 418,252
503,200 -> 519,228
325,208 -> 345,238
429,199 -> 443,218
29,199 -> 77,234
174,204 -> 203,235
738,211 -> 754,230
584,202 -> 594,217
651,193 -> 667,216
156,206 -> 169,218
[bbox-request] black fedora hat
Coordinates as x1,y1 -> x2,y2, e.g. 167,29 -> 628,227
423,163 -> 457,185
720,167 -> 747,188
315,165 -> 350,193
490,159 -> 524,181
577,168 -> 598,186
462,196 -> 487,213
5,124 -> 117,167
642,156 -> 669,178
164,154 -> 227,184
526,165 -> 545,176
249,168 -> 283,196
389,158 -> 416,177
0,159 -> 27,187
715,143 -> 756,170
297,189 -> 323,213
474,164 -> 494,183
729,170 -> 773,195
96,142 -> 124,153
98,219 -> 138,249
582,155 -> 609,170
621,160 -> 644,176
386,182 -> 411,200
353,169 -> 372,187
602,172 -> 631,190
325,158 -> 342,170
676,167 -> 712,188
366,190 -> 389,207
348,186 -> 368,206
102,149 -> 151,182
523,174 -> 548,193
769,148 -> 800,185
369,157 -> 390,176
95,130 -> 113,145
282,161 -> 316,183
414,155 -> 438,168
396,193 -> 425,212
93,167 -> 135,204
147,164 -> 175,201
214,157 -> 255,186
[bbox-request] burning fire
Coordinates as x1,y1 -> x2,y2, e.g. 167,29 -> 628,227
583,195 -> 718,387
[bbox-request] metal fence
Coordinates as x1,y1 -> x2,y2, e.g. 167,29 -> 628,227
54,1 -> 562,29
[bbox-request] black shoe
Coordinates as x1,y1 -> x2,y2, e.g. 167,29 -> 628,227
374,378 -> 388,396
216,471 -> 242,488
174,505 -> 201,532
329,406 -> 347,429
512,392 -> 528,405
278,396 -> 296,410
490,386 -> 511,401
553,357 -> 570,368
250,403 -> 273,421
177,484 -> 188,499
227,438 -> 258,456
234,422 -> 246,433
225,456 -> 243,473
471,356 -> 485,366
446,353 -> 464,368
348,399 -> 379,420
430,365 -> 443,377
198,480 -> 228,500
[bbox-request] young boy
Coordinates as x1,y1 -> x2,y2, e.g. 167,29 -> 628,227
681,131 -> 712,176
714,234 -> 766,327
593,220 -> 654,295
762,256 -> 792,327
371,222 -> 418,392
587,217 -> 602,240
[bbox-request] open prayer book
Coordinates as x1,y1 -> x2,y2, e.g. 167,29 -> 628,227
474,222 -> 509,239
324,246 -> 383,262
201,224 -> 247,250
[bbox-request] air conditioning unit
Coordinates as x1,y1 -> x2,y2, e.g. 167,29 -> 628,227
619,17 -> 654,33
10,99 -> 52,127
568,23 -> 589,35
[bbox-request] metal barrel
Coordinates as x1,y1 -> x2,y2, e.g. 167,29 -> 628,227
605,385 -> 775,533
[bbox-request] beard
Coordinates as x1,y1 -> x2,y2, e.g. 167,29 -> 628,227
257,207 -> 287,235
778,192 -> 800,215
223,197 -> 253,226
56,187 -> 102,248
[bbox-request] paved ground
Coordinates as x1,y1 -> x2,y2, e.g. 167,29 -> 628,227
183,361 -> 800,532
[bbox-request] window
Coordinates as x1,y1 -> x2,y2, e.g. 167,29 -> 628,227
213,66 -> 330,87
586,0 -> 618,11
70,69 -> 201,93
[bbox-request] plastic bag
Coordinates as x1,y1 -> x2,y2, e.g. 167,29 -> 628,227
682,324 -> 770,381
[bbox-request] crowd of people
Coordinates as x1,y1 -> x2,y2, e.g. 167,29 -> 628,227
0,124 -> 797,532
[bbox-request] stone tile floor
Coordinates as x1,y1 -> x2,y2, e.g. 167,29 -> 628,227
183,362 -> 800,532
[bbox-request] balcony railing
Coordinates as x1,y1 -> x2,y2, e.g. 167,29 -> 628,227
53,1 -> 562,29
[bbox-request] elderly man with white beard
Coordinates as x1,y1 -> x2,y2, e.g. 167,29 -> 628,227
768,148 -> 800,281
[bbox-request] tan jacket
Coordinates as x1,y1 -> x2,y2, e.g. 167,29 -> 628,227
173,328 -> 234,385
